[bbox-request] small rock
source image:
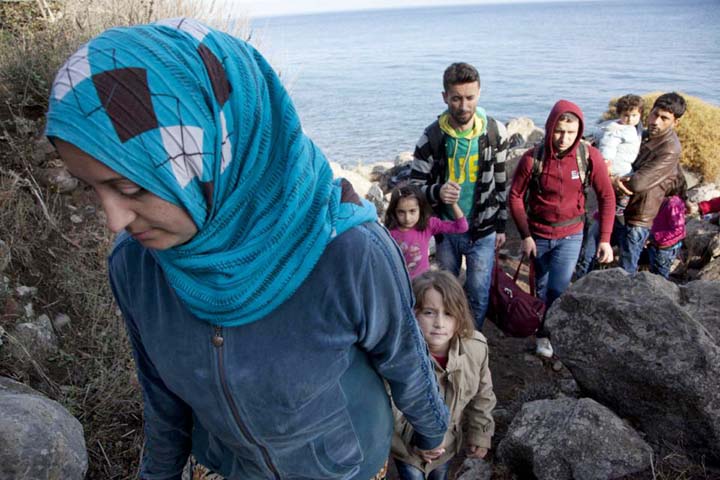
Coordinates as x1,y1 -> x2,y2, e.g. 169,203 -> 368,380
70,214 -> 83,224
23,303 -> 34,319
394,151 -> 413,165
36,167 -> 79,193
15,285 -> 37,298
551,360 -> 563,372
30,136 -> 57,166
687,182 -> 720,204
683,169 -> 702,190
491,407 -> 513,427
505,117 -> 536,142
0,240 -> 10,273
366,183 -> 386,218
53,313 -> 71,330
527,127 -> 545,145
9,314 -> 58,363
559,378 -> 580,396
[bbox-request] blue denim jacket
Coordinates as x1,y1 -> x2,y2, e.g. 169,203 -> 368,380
109,221 -> 449,479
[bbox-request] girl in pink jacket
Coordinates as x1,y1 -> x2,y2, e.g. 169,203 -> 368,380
649,182 -> 687,278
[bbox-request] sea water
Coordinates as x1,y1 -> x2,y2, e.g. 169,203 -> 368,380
252,0 -> 720,165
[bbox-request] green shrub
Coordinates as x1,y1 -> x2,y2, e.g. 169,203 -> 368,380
603,93 -> 720,183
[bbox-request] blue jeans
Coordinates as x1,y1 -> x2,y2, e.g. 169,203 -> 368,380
619,225 -> 651,273
575,218 -> 625,279
395,459 -> 450,480
436,231 -> 496,330
533,233 -> 583,338
649,241 -> 682,278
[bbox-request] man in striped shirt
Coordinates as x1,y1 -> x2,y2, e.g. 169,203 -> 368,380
410,62 -> 508,330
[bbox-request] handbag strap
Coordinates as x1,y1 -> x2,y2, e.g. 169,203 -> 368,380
510,253 -> 538,297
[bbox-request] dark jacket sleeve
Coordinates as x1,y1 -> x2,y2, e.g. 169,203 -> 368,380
508,150 -> 534,239
409,128 -> 443,206
589,146 -> 616,243
627,144 -> 680,194
493,122 -> 509,233
109,240 -> 192,480
355,223 -> 449,450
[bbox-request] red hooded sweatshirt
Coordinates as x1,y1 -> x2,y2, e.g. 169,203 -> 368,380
509,100 -> 615,242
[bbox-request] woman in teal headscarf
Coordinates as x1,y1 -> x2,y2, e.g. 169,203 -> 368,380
46,19 -> 448,479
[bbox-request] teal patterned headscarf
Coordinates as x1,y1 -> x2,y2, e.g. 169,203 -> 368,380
46,19 -> 377,326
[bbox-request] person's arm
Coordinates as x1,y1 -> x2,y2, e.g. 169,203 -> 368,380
626,146 -> 680,194
492,120 -> 509,238
589,147 -> 615,247
429,208 -> 469,236
409,129 -> 443,206
109,243 -> 192,480
464,337 -> 496,456
353,224 -> 449,450
508,150 -> 535,257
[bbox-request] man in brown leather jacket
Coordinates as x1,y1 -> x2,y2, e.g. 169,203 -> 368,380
616,92 -> 686,273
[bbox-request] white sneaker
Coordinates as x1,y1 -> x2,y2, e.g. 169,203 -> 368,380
536,338 -> 554,358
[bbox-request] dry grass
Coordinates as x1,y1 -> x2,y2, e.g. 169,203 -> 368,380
0,0 -> 250,121
0,1 -> 251,478
602,93 -> 720,184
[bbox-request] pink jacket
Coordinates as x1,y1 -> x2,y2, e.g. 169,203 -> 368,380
651,196 -> 686,248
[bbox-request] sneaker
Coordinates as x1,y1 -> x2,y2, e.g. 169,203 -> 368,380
536,338 -> 554,358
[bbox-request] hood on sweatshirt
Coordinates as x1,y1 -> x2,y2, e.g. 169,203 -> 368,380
544,99 -> 585,159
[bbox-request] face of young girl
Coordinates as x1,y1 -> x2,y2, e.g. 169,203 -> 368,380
416,288 -> 457,356
396,196 -> 420,231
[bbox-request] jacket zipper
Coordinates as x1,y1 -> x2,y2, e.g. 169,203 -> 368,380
212,326 -> 281,479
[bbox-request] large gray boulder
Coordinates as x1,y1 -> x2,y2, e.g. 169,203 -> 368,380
684,218 -> 720,265
546,269 -> 720,462
0,377 -> 87,479
497,397 -> 652,480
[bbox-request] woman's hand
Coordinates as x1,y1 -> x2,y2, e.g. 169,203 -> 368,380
467,444 -> 488,458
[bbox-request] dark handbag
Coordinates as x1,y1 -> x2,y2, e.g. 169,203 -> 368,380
488,254 -> 545,337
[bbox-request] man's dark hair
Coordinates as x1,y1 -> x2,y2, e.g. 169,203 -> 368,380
615,94 -> 644,115
652,92 -> 687,119
443,63 -> 480,91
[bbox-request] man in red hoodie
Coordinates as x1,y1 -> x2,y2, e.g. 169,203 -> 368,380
509,100 -> 615,358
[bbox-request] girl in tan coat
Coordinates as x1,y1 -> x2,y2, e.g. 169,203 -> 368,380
392,270 -> 496,479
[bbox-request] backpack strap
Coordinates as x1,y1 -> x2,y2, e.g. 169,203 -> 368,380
426,120 -> 445,160
528,143 -> 544,193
